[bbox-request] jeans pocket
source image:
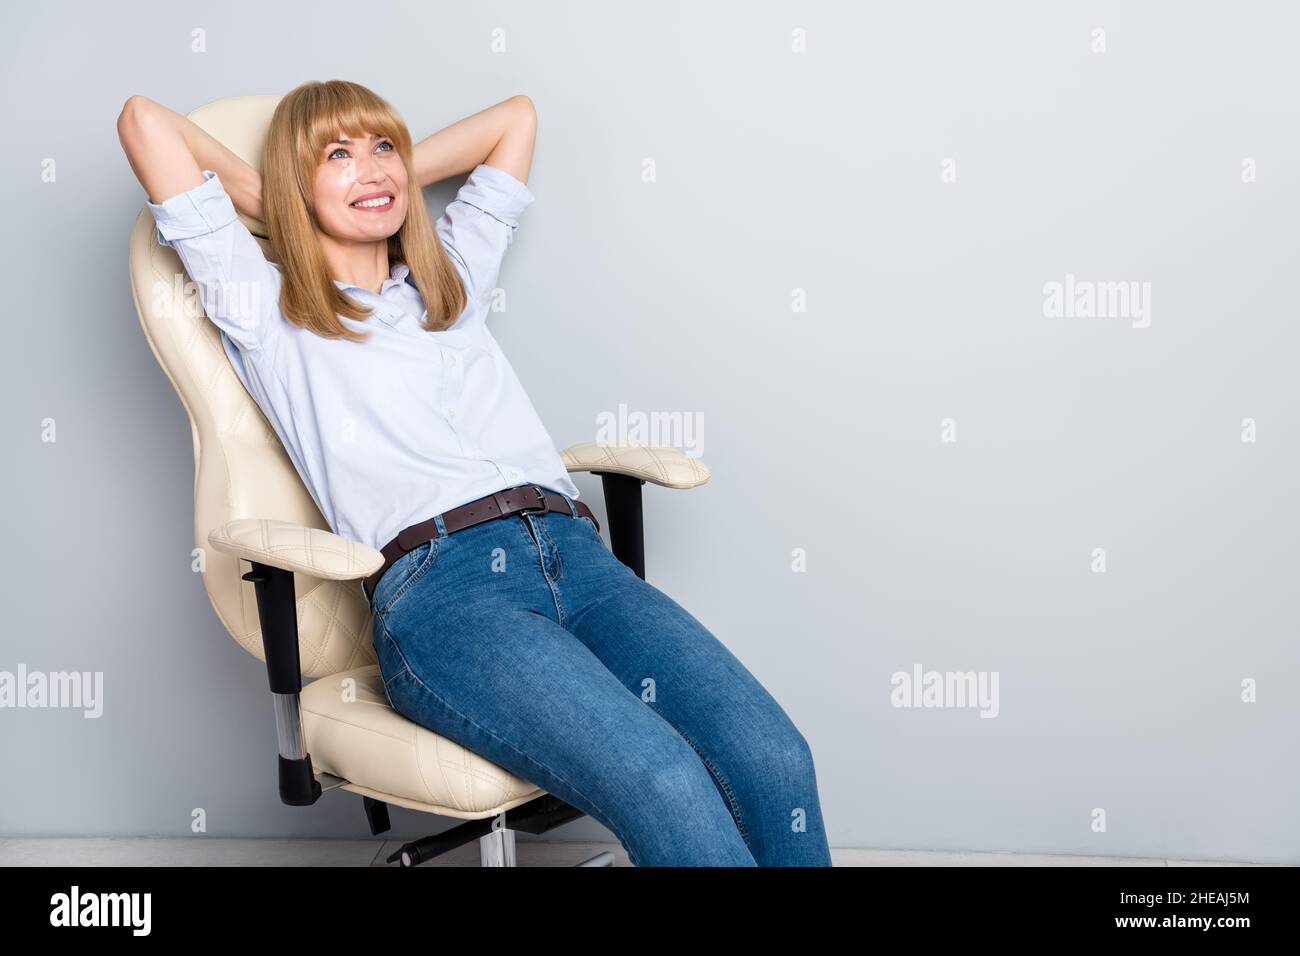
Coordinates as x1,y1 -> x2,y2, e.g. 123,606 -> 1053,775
373,538 -> 440,618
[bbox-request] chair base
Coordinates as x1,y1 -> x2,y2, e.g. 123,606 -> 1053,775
363,790 -> 610,867
316,772 -> 610,866
476,829 -> 613,866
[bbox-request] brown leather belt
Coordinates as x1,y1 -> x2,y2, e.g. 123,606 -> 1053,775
363,484 -> 599,604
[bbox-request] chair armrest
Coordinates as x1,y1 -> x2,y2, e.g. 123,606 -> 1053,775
207,518 -> 384,580
560,442 -> 710,489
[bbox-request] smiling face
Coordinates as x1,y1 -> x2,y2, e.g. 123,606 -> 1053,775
311,131 -> 408,242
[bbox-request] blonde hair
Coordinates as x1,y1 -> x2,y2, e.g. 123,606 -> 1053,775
262,79 -> 467,342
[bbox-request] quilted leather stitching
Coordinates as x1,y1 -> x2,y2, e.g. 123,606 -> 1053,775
559,441 -> 710,488
207,518 -> 384,577
300,667 -> 541,811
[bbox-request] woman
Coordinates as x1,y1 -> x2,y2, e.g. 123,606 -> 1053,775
117,80 -> 832,867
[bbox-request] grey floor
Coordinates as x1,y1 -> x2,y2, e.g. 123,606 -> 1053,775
0,839 -> 1286,866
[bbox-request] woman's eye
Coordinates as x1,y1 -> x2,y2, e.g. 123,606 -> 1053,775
328,142 -> 391,160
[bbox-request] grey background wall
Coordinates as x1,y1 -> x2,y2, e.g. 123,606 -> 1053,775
2,0 -> 1296,863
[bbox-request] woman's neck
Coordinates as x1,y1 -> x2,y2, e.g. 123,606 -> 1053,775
320,234 -> 390,294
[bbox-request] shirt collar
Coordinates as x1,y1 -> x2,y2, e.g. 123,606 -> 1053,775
333,261 -> 411,295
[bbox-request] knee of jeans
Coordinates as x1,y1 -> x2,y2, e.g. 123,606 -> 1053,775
642,749 -> 727,807
760,725 -> 818,787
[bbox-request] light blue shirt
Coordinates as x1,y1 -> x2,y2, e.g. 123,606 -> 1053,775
146,163 -> 580,552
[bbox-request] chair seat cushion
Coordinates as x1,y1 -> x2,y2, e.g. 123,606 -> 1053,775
301,666 -> 545,817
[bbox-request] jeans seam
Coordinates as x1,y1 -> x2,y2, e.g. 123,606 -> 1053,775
539,518 -> 567,626
376,614 -> 417,684
544,518 -> 563,583
395,659 -> 638,863
521,516 -> 567,627
549,576 -> 568,628
667,721 -> 751,848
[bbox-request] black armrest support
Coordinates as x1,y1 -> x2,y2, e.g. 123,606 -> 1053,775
243,562 -> 323,807
594,472 -> 646,580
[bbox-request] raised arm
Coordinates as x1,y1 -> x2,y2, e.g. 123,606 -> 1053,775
116,95 -> 265,220
411,94 -> 537,189
116,96 -> 283,356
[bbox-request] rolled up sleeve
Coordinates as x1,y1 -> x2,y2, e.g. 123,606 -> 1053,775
148,168 -> 239,247
435,163 -> 535,314
145,170 -> 282,354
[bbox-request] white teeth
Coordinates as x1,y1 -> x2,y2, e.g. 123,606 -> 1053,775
351,196 -> 392,208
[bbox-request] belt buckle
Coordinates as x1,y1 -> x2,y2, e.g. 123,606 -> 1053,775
517,485 -> 548,516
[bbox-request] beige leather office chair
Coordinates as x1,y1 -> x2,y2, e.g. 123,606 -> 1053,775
125,94 -> 710,867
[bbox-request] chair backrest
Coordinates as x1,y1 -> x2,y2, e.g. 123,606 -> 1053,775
126,94 -> 376,679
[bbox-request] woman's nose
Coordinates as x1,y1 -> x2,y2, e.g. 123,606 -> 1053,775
355,151 -> 385,183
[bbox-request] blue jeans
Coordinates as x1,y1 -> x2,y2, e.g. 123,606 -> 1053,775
367,490 -> 832,867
